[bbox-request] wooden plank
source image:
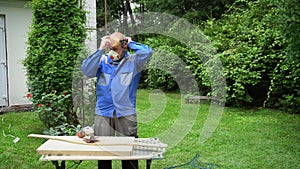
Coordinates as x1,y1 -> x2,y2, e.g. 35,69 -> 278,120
188,96 -> 210,100
28,134 -> 135,146
0,104 -> 33,114
185,95 -> 211,104
39,154 -> 154,161
28,134 -> 168,148
37,139 -> 133,156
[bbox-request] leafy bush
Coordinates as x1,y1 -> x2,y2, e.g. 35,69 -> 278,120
138,0 -> 298,112
23,0 -> 87,130
34,91 -> 69,128
43,123 -> 82,136
141,36 -> 209,94
204,0 -> 287,107
202,0 -> 299,113
264,0 -> 300,113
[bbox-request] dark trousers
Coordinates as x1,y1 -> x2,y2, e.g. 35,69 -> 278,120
94,113 -> 138,169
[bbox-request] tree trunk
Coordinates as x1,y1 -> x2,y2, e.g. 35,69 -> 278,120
126,0 -> 138,41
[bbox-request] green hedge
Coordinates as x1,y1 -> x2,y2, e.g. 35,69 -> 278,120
23,0 -> 87,131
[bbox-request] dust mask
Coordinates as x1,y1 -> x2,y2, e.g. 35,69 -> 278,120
108,50 -> 121,61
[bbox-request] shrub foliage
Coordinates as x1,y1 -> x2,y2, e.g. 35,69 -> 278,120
140,0 -> 299,113
203,0 -> 299,112
23,0 -> 87,130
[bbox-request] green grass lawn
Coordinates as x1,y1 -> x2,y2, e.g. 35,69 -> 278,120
0,89 -> 299,169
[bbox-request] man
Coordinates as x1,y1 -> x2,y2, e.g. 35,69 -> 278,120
81,32 -> 152,169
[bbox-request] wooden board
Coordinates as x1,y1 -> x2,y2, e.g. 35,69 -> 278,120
39,154 -> 154,161
28,134 -> 135,146
36,137 -> 134,156
28,134 -> 168,148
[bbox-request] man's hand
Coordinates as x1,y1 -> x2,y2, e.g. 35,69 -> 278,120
99,36 -> 111,50
126,37 -> 132,44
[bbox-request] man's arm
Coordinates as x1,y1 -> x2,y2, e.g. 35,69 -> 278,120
81,36 -> 111,77
81,50 -> 102,78
128,41 -> 153,72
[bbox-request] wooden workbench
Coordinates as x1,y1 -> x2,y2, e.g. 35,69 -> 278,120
34,136 -> 167,169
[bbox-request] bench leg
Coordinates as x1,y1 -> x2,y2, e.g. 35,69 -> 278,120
146,159 -> 152,169
52,161 -> 65,169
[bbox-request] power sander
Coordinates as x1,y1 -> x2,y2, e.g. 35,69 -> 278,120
76,126 -> 96,143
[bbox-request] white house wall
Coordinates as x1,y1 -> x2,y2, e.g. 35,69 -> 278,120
0,0 -> 97,109
0,0 -> 32,106
84,0 -> 97,52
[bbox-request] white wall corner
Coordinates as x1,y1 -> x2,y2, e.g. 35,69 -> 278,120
83,0 -> 97,52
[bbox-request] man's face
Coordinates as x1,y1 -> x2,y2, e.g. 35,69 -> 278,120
110,38 -> 123,57
110,37 -> 123,60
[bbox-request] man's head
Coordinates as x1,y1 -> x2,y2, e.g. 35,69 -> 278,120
108,32 -> 128,61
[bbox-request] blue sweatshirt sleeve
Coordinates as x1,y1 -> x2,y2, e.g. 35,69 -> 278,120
81,49 -> 103,77
128,41 -> 153,72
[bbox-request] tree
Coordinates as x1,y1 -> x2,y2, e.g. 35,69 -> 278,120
96,0 -> 138,40
137,0 -> 235,24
